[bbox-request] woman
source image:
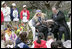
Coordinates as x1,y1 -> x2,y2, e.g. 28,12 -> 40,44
28,9 -> 47,41
10,3 -> 19,26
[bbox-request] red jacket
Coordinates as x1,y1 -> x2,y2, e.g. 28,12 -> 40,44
1,11 -> 4,24
34,40 -> 47,48
20,9 -> 30,20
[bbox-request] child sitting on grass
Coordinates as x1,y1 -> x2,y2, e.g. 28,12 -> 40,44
14,31 -> 29,48
1,31 -> 5,48
31,33 -> 47,48
46,33 -> 55,48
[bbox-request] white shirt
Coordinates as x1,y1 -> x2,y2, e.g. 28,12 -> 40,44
13,9 -> 19,21
1,40 -> 5,48
22,11 -> 28,22
1,6 -> 11,21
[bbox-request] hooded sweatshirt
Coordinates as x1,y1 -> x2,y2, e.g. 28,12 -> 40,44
33,40 -> 47,48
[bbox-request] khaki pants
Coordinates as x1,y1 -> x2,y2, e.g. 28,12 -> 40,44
28,20 -> 36,41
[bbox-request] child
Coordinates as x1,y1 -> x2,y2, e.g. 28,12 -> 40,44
51,41 -> 59,48
10,30 -> 17,46
14,32 -> 29,48
5,40 -> 14,48
20,5 -> 30,23
56,40 -> 65,48
46,33 -> 54,48
10,3 -> 19,26
31,33 -> 47,48
5,24 -> 12,41
1,31 -> 5,48
63,40 -> 71,48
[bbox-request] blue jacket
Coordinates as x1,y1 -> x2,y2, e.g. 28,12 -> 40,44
10,8 -> 20,21
14,37 -> 29,48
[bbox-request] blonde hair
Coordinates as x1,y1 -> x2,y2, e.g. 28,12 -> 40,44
33,12 -> 46,21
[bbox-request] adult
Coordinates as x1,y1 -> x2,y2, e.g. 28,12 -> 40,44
28,9 -> 47,41
51,7 -> 70,41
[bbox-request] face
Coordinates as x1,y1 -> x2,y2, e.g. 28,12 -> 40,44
12,6 -> 16,9
52,7 -> 57,14
3,3 -> 7,7
23,7 -> 26,10
36,13 -> 41,17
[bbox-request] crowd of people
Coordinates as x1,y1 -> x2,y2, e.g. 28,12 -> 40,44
1,1 -> 71,48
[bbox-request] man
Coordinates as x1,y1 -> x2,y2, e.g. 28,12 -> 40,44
1,1 -> 11,28
51,7 -> 70,41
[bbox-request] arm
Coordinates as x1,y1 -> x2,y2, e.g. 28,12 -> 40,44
55,11 -> 65,21
16,8 -> 20,19
20,11 -> 23,20
13,10 -> 18,18
6,7 -> 10,16
27,10 -> 30,20
1,11 -> 4,22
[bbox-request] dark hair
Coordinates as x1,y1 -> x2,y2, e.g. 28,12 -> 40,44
69,13 -> 71,18
51,41 -> 58,48
36,33 -> 44,44
19,32 -> 27,43
7,24 -> 11,28
57,40 -> 65,48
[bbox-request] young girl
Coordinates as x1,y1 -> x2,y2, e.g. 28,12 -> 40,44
14,32 -> 29,48
5,24 -> 12,41
10,30 -> 17,46
31,33 -> 47,48
46,33 -> 55,48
